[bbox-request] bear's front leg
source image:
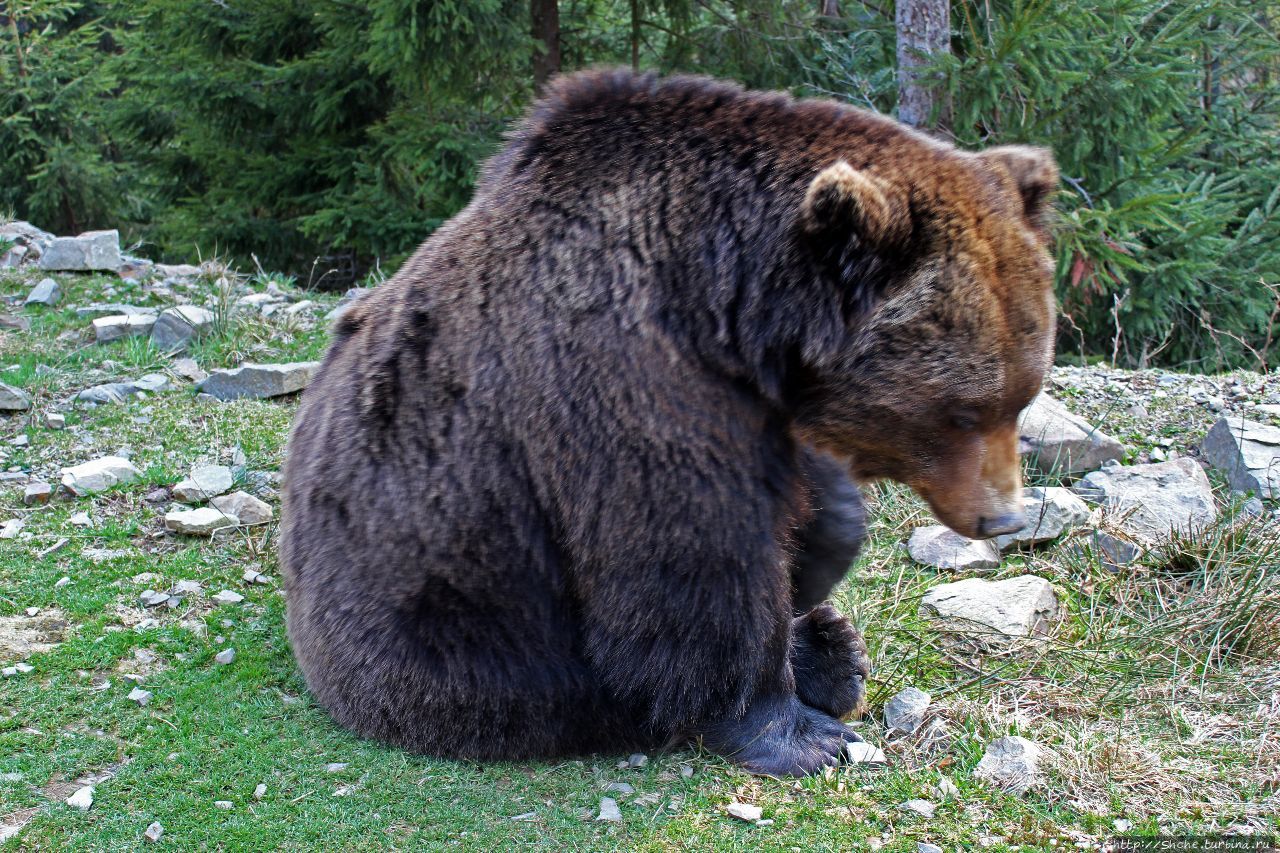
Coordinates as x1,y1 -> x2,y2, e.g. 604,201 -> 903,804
790,604 -> 871,719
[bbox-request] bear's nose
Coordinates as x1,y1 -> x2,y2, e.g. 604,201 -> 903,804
977,512 -> 1026,538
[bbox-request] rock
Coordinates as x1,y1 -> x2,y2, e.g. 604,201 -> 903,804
901,799 -> 936,818
61,456 -> 141,495
10,434 -> 28,447
884,687 -> 931,735
0,382 -> 31,411
39,229 -> 122,272
76,303 -> 156,319
324,762 -> 348,773
242,568 -> 270,585
1075,530 -> 1143,568
937,777 -> 960,800
24,278 -> 61,307
726,802 -> 763,822
165,507 -> 238,536
918,845 -> 943,853
845,742 -> 888,764
919,576 -> 1059,645
1018,392 -> 1125,475
77,373 -> 171,404
0,314 -> 31,331
198,361 -> 321,400
93,313 -> 157,344
253,783 -> 267,800
66,785 -> 95,811
128,687 -> 153,706
172,357 -> 207,383
1202,416 -> 1280,499
0,519 -> 23,539
139,590 -> 170,608
174,580 -> 203,596
144,821 -> 164,842
22,482 -> 52,506
69,511 -> 93,527
974,736 -> 1043,794
45,412 -> 65,429
1073,459 -> 1217,548
212,590 -> 244,605
605,782 -> 635,795
213,800 -> 233,810
991,487 -> 1091,551
210,491 -> 273,525
214,648 -> 236,665
907,526 -> 1000,572
151,306 -> 216,352
172,465 -> 234,502
55,576 -> 71,588
619,753 -> 648,769
596,797 -> 622,822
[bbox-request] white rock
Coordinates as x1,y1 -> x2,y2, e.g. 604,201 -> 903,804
165,507 -> 238,536
901,799 -> 936,818
884,687 -> 931,735
23,482 -> 52,506
324,762 -> 348,773
55,576 -> 71,588
61,456 -> 142,495
174,580 -> 203,596
45,412 -> 65,429
214,648 -> 236,665
213,800 -> 233,810
974,736 -> 1043,794
937,776 -> 960,800
211,491 -> 273,525
845,741 -> 888,764
0,519 -> 23,539
172,465 -> 234,502
144,821 -> 164,842
605,782 -> 634,795
77,373 -> 171,404
128,687 -> 153,706
39,229 -> 122,271
596,797 -> 622,822
253,783 -> 267,800
726,802 -> 763,822
918,844 -> 944,853
151,306 -> 216,352
139,589 -> 169,608
620,753 -> 648,769
992,487 -> 1091,551
93,313 -> 157,344
66,785 -> 95,810
1073,458 -> 1217,548
907,526 -> 1000,572
919,576 -> 1059,645
212,590 -> 244,605
198,361 -> 320,400
1202,416 -> 1280,499
1018,392 -> 1125,475
0,381 -> 31,411
24,277 -> 61,306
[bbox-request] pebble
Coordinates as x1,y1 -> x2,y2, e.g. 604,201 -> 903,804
143,821 -> 164,842
128,687 -> 153,706
66,785 -> 94,810
901,799 -> 937,818
0,519 -> 23,539
845,742 -> 888,764
45,412 -> 65,429
884,686 -> 931,735
918,844 -> 944,853
172,465 -> 234,503
596,797 -> 622,822
324,762 -> 348,773
165,507 -> 238,536
198,361 -> 321,400
726,801 -> 763,822
23,482 -> 52,505
214,648 -> 236,665
211,491 -> 273,525
253,783 -> 267,800
212,590 -> 244,605
619,753 -> 648,769
974,736 -> 1043,794
213,800 -> 233,810
0,381 -> 31,411
605,782 -> 634,795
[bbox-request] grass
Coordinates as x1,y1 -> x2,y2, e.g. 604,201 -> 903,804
2,268 -> 1278,849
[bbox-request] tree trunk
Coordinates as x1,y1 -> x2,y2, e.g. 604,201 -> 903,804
531,0 -> 560,91
820,0 -> 840,18
895,0 -> 950,131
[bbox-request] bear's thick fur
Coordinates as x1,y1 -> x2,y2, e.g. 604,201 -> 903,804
280,69 -> 1058,775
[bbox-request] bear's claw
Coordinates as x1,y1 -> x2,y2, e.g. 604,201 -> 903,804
790,603 -> 871,719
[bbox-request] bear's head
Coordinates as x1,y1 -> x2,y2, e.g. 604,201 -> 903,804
794,145 -> 1058,540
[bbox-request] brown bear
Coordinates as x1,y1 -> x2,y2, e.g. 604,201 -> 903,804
280,69 -> 1057,776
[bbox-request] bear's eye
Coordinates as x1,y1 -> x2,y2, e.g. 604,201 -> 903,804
950,410 -> 980,431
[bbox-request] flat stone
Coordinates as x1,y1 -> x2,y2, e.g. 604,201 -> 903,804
0,381 -> 31,411
0,519 -> 23,539
77,373 -> 171,404
214,648 -> 236,664
144,822 -> 164,842
0,314 -> 31,331
992,487 -> 1091,551
23,482 -> 52,506
596,797 -> 622,822
884,687 -> 931,735
210,491 -> 273,525
39,230 -> 122,272
165,507 -> 237,536
726,802 -> 763,822
174,580 -> 203,596
93,313 -> 156,344
605,782 -> 634,795
1202,416 -> 1280,499
901,799 -> 936,818
919,843 -> 944,853
75,303 -> 156,319
172,357 -> 207,383
128,687 -> 153,706
212,590 -> 244,605
139,590 -> 170,607
24,277 -> 61,306
151,305 -> 216,352
45,412 -> 65,429
172,465 -> 234,502
1018,392 -> 1125,475
974,736 -> 1043,794
907,526 -> 1000,572
214,800 -> 233,810
920,575 -> 1059,645
1073,458 -> 1217,548
198,361 -> 320,400
61,456 -> 142,495
845,741 -> 888,763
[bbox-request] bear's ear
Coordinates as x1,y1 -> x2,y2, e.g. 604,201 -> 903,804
978,145 -> 1059,233
800,161 -> 909,250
